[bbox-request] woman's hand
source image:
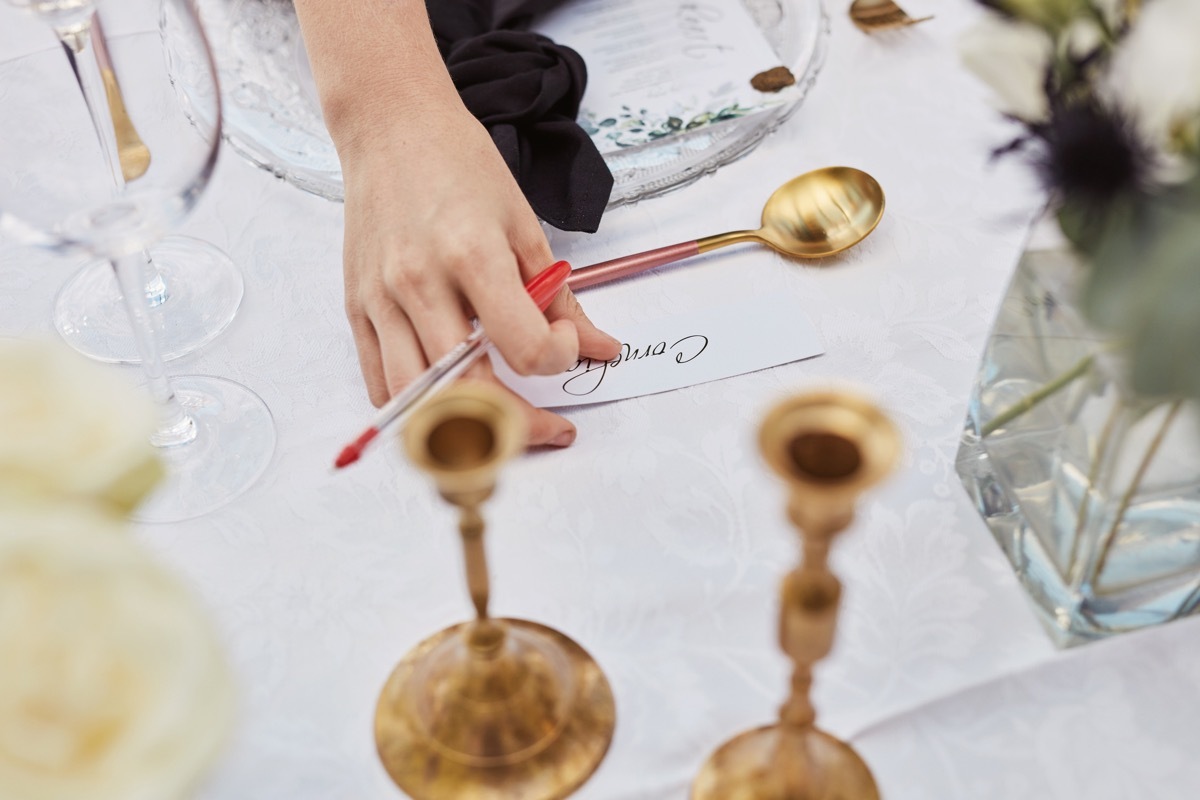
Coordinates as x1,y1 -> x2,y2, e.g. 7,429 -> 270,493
295,0 -> 620,447
338,105 -> 620,446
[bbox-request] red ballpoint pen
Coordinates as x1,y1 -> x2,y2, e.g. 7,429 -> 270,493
334,260 -> 571,469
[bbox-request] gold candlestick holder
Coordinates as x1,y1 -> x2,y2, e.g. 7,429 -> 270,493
692,391 -> 900,800
374,382 -> 615,800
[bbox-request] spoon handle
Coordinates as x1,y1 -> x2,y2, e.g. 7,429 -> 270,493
566,240 -> 701,291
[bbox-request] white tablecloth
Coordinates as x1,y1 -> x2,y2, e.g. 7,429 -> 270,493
4,2 -> 1200,798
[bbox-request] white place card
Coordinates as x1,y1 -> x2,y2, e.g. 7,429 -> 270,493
494,292 -> 823,407
535,0 -> 793,154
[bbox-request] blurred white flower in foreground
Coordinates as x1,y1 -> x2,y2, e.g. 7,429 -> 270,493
0,339 -> 162,516
1091,0 -> 1125,30
1061,15 -> 1104,60
1105,0 -> 1200,175
960,14 -> 1054,123
0,508 -> 234,800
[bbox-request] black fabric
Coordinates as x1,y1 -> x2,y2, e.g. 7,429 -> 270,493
426,0 -> 612,233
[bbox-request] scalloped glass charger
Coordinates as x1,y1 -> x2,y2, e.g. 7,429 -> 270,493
190,0 -> 829,207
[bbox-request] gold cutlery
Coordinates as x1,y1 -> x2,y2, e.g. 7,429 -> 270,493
568,167 -> 886,291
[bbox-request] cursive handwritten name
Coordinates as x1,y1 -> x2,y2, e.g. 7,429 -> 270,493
561,335 -> 710,396
677,2 -> 732,59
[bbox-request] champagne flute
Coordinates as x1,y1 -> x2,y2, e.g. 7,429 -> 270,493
6,0 -> 244,364
0,0 -> 275,522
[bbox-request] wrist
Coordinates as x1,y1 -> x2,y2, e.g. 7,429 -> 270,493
293,0 -> 464,165
323,75 -> 465,165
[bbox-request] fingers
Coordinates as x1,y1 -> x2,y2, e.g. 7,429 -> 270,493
354,298 -> 576,448
527,407 -> 578,448
388,263 -> 475,368
346,307 -> 390,407
369,300 -> 430,401
356,247 -> 476,410
459,259 -> 580,377
357,295 -> 577,447
473,359 -> 577,447
509,218 -> 620,363
545,286 -> 621,361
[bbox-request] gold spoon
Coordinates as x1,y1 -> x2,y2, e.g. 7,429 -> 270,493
566,166 -> 885,291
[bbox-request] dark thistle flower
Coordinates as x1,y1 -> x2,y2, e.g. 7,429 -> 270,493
1035,101 -> 1153,213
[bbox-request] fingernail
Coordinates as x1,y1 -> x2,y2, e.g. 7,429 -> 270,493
550,429 -> 576,447
604,333 -> 622,349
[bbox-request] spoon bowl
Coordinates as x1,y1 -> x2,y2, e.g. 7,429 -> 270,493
759,166 -> 885,257
567,167 -> 885,291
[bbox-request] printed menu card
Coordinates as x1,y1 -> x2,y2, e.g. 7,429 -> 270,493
536,0 -> 796,153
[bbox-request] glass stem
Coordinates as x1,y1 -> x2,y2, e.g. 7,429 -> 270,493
112,252 -> 197,447
57,21 -> 124,189
58,17 -> 170,308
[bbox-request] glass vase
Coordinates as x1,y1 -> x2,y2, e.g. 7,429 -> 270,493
956,246 -> 1200,646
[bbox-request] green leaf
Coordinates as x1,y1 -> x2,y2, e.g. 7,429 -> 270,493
1124,211 -> 1200,398
1079,175 -> 1200,399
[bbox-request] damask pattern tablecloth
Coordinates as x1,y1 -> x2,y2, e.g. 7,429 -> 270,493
3,1 -> 1200,798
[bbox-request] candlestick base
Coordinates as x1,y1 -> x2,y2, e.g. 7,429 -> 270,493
375,618 -> 615,800
692,724 -> 879,800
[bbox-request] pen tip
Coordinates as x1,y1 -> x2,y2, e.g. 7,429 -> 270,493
333,447 -> 359,470
333,427 -> 380,471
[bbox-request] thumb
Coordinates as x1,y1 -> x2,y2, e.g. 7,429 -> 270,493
544,286 -> 621,361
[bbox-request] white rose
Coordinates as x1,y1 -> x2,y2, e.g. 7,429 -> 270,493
960,15 -> 1055,122
0,339 -> 162,516
1105,0 -> 1200,175
0,507 -> 234,800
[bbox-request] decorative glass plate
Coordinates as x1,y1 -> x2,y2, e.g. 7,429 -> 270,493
191,0 -> 829,207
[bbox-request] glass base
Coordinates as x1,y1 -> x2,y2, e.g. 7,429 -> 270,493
54,236 -> 243,364
134,376 -> 275,524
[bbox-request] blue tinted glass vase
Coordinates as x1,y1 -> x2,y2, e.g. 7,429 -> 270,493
956,246 -> 1200,647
